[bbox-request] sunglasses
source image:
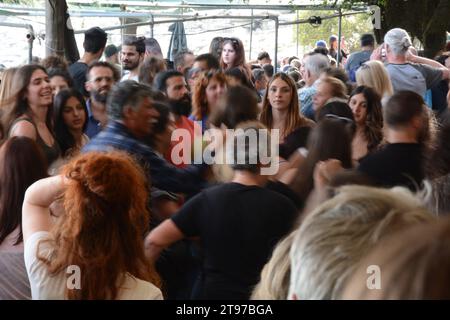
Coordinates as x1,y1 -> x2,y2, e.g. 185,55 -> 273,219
223,37 -> 240,46
324,114 -> 354,124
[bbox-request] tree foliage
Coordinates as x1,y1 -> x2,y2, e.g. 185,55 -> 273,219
322,0 -> 450,57
293,9 -> 373,53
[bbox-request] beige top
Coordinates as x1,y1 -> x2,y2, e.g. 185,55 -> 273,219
24,231 -> 163,300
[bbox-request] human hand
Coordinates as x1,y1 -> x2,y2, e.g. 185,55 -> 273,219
370,44 -> 384,61
313,159 -> 344,189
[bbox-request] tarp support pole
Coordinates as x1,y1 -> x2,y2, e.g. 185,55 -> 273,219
273,16 -> 278,73
296,10 -> 299,57
249,8 -> 253,60
337,8 -> 342,65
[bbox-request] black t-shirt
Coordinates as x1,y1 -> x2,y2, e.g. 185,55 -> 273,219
279,126 -> 311,160
171,182 -> 298,300
68,61 -> 88,97
266,180 -> 302,209
357,143 -> 424,191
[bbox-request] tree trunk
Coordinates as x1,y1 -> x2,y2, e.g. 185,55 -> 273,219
45,0 -> 65,57
64,9 -> 80,64
422,31 -> 447,58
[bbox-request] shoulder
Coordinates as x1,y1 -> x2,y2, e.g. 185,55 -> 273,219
24,231 -> 52,275
302,118 -> 316,128
10,118 -> 37,140
69,62 -> 87,73
121,275 -> 163,300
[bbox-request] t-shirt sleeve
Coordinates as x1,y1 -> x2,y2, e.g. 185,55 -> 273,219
24,231 -> 52,289
280,196 -> 300,227
414,64 -> 443,89
344,53 -> 354,73
171,192 -> 204,237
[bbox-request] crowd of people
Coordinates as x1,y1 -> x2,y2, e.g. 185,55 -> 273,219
0,25 -> 450,300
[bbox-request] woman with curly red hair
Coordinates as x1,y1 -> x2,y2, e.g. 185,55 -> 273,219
189,70 -> 227,132
22,151 -> 162,300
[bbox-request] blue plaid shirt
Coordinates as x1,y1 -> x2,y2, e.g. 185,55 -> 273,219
82,121 -> 207,194
298,83 -> 318,121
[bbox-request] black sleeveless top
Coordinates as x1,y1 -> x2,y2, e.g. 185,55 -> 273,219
10,118 -> 61,166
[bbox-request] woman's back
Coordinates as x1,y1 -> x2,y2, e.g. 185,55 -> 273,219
25,231 -> 162,300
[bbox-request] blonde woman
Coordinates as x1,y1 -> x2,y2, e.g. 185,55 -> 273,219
288,185 -> 435,300
342,217 -> 450,299
251,231 -> 296,300
0,67 -> 18,114
356,60 -> 393,105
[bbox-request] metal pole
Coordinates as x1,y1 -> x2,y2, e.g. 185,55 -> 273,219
279,10 -> 368,26
337,8 -> 342,66
249,9 -> 253,60
296,10 -> 299,57
273,16 -> 278,73
74,15 -> 274,34
27,33 -> 34,64
150,12 -> 154,38
0,22 -> 35,63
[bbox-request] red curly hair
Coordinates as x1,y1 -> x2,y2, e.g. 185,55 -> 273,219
191,70 -> 227,121
38,151 -> 160,299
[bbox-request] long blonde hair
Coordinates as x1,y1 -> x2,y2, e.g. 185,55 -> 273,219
289,185 -> 435,300
0,67 -> 18,113
251,231 -> 295,300
356,60 -> 394,99
342,217 -> 450,299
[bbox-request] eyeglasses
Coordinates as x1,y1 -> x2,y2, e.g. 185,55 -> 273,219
359,62 -> 371,70
324,114 -> 354,124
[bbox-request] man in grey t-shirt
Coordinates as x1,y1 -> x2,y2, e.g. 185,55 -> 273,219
372,28 -> 449,98
385,63 -> 443,98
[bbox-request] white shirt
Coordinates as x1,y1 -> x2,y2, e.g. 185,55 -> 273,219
120,72 -> 139,82
24,231 -> 163,300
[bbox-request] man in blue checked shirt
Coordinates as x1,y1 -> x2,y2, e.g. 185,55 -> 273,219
83,81 -> 208,195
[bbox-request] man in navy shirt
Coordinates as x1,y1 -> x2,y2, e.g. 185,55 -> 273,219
84,61 -> 118,138
69,27 -> 107,97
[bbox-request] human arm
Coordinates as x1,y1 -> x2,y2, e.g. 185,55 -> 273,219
144,219 -> 185,263
301,159 -> 344,218
9,120 -> 37,140
148,154 -> 209,194
407,51 -> 450,80
22,175 -> 65,242
370,44 -> 383,61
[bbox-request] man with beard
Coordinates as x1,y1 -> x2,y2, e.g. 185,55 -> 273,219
358,91 -> 430,191
154,70 -> 194,167
121,36 -> 145,82
84,61 -> 118,138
